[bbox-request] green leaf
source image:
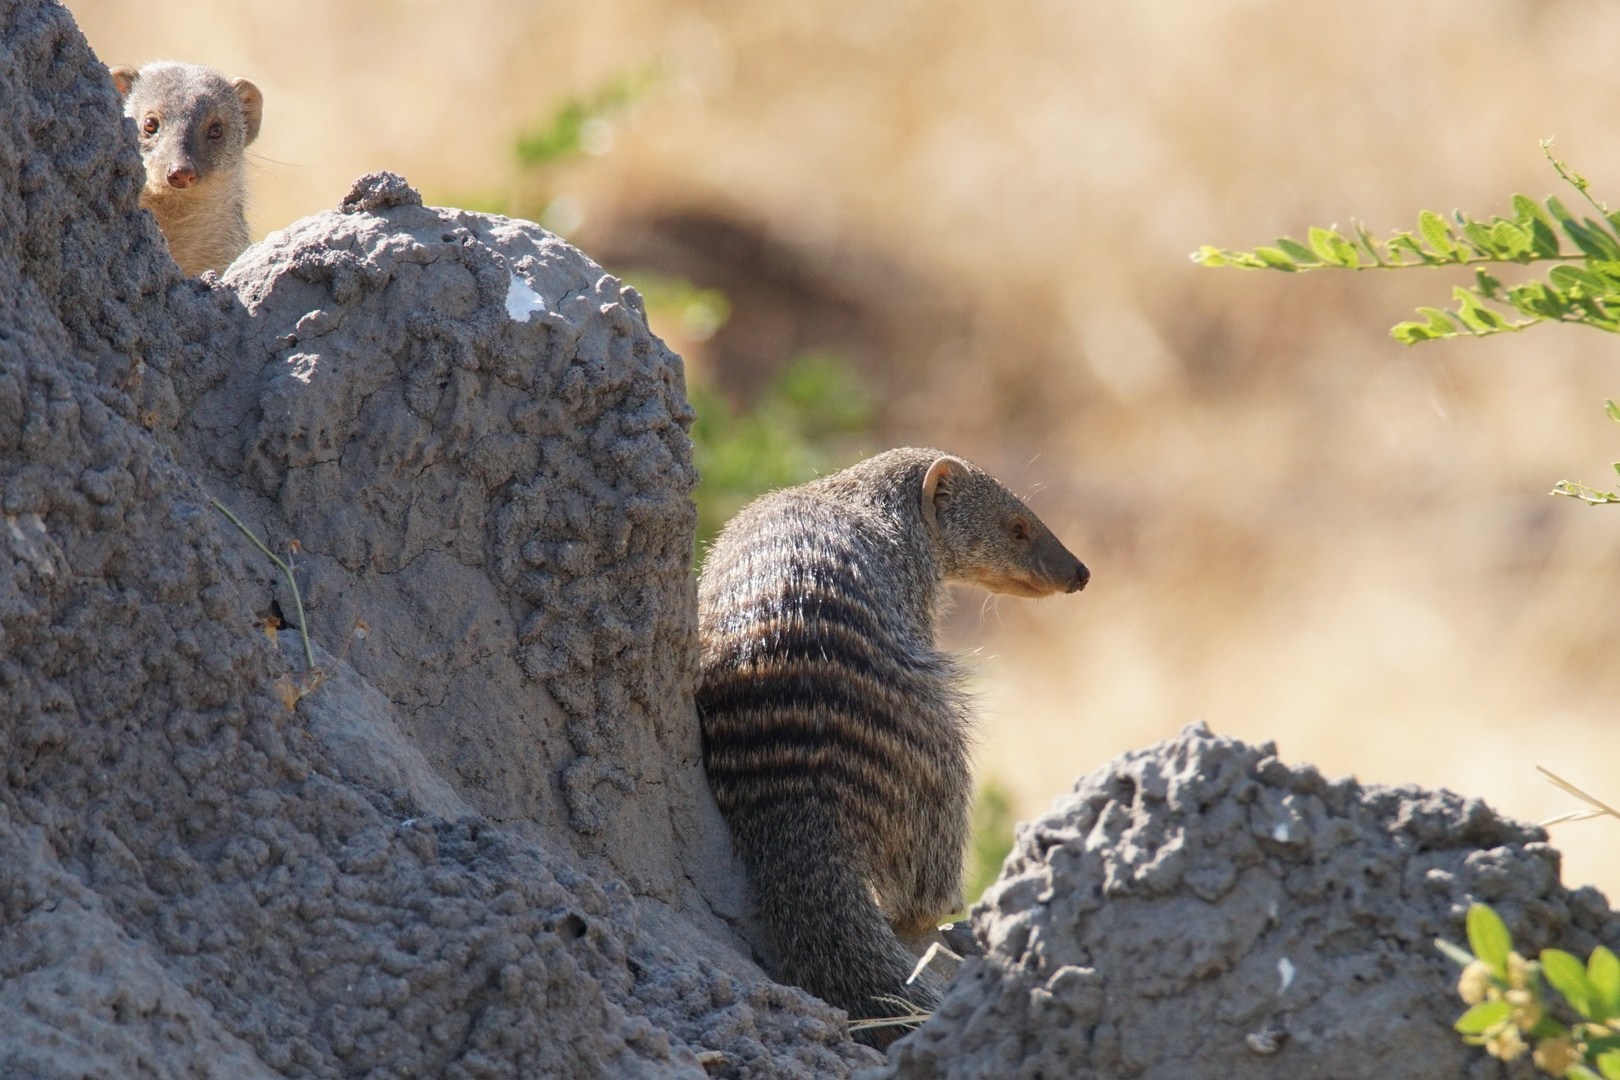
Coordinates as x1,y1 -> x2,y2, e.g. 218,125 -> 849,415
1276,237 -> 1318,264
1570,1066 -> 1606,1080
1585,218 -> 1620,260
1436,938 -> 1476,967
1327,232 -> 1361,267
1515,193 -> 1555,230
1514,194 -> 1562,256
1454,1000 -> 1513,1034
1419,210 -> 1457,259
1354,221 -> 1387,266
1467,904 -> 1513,979
1530,1014 -> 1570,1040
1553,200 -> 1617,259
1192,247 -> 1268,269
1550,265 -> 1611,295
1590,946 -> 1620,1018
1568,295 -> 1620,332
1454,288 -> 1506,332
1544,948 -> 1597,1017
1309,226 -> 1350,267
1489,220 -> 1532,258
1605,400 -> 1620,424
1392,321 -> 1434,344
1597,1050 -> 1620,1080
1505,281 -> 1563,320
1547,196 -> 1613,258
1462,219 -> 1497,256
1388,233 -> 1437,266
1254,247 -> 1299,271
1425,307 -> 1464,333
1475,269 -> 1502,299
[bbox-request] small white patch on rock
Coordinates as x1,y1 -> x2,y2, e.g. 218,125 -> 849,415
1246,1030 -> 1282,1055
287,353 -> 318,384
505,274 -> 546,322
1277,957 -> 1295,994
6,513 -> 55,578
1272,822 -> 1290,842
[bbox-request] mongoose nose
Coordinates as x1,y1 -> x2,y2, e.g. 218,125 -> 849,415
167,166 -> 197,189
1068,561 -> 1090,593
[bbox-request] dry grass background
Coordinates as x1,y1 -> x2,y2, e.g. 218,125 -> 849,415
71,0 -> 1620,897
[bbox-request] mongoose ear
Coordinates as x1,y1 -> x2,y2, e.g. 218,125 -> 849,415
110,66 -> 138,98
232,78 -> 263,145
920,456 -> 960,531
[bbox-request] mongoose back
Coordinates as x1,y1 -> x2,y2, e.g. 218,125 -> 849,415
696,447 -> 1087,1036
110,61 -> 263,277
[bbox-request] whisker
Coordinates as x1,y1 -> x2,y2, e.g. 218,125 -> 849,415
246,152 -> 307,169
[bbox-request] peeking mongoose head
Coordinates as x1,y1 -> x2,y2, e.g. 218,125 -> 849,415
920,454 -> 1089,597
110,61 -> 262,198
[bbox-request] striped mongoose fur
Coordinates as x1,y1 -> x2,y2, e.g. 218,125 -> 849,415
697,448 -> 1088,1036
111,61 -> 263,277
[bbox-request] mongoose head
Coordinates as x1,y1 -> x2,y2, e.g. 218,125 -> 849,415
110,61 -> 262,198
920,454 -> 1089,598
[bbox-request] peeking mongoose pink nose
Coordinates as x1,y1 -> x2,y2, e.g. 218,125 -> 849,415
166,165 -> 196,189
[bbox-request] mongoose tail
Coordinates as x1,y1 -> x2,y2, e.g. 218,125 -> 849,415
111,61 -> 263,276
698,448 -> 1087,1046
738,800 -> 944,1023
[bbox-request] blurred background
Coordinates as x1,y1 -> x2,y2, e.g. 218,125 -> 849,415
73,0 -> 1620,899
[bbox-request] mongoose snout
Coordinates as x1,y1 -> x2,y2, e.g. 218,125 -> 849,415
697,447 -> 1087,1044
111,60 -> 263,277
921,454 -> 1089,598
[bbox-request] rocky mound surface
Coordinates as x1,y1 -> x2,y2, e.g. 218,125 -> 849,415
0,1 -> 875,1075
885,723 -> 1618,1080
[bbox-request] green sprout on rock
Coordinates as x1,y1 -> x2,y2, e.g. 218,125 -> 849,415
1439,903 -> 1620,1077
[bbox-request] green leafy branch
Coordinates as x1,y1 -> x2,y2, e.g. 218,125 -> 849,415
1544,400 -> 1620,506
1439,903 -> 1620,1077
514,65 -> 664,169
1194,143 -> 1620,343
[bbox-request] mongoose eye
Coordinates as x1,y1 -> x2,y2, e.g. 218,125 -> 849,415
142,116 -> 159,135
1009,519 -> 1030,543
208,121 -> 223,140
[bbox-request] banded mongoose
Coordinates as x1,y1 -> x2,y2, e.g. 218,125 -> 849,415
697,448 -> 1088,1034
110,61 -> 263,277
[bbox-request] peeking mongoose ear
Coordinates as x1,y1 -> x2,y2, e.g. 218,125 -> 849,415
232,78 -> 263,144
110,66 -> 138,97
920,456 -> 962,531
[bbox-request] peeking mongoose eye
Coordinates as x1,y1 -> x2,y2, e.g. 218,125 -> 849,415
142,116 -> 159,135
1009,518 -> 1031,544
207,121 -> 223,140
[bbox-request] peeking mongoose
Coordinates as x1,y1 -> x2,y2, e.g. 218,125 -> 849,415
110,61 -> 263,277
697,448 -> 1088,1036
